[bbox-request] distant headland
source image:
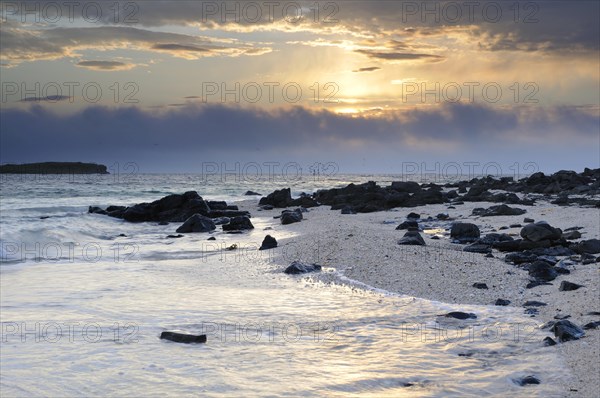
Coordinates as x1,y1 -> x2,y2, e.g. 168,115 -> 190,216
0,162 -> 109,174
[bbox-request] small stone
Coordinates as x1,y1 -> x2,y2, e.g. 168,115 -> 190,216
495,299 -> 511,306
543,337 -> 557,346
160,331 -> 207,344
523,301 -> 547,307
559,281 -> 584,291
524,218 -> 535,223
472,283 -> 488,289
583,321 -> 600,330
513,376 -> 540,386
444,312 -> 477,320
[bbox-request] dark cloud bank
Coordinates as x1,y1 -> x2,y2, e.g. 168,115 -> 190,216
1,103 -> 598,172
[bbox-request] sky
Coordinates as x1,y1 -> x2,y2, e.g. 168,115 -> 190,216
1,0 -> 599,175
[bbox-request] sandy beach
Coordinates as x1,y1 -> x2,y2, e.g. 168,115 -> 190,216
237,197 -> 600,397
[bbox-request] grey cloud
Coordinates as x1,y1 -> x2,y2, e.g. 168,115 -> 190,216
76,60 -> 133,70
355,50 -> 445,62
352,67 -> 381,72
0,23 -> 271,63
1,103 -> 597,165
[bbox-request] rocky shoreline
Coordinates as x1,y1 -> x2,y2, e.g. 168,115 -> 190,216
88,168 -> 600,396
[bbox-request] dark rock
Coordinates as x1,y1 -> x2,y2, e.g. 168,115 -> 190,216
559,281 -> 584,291
166,234 -> 184,239
551,320 -> 585,341
259,188 -> 293,208
523,301 -> 547,307
494,239 -> 524,252
207,237 -> 216,241
158,221 -> 169,226
450,223 -> 480,243
520,222 -> 562,242
495,299 -> 511,306
524,217 -> 535,223
581,253 -> 598,264
485,253 -> 494,258
572,239 -> 600,254
176,214 -> 216,233
513,376 -> 540,386
407,212 -> 420,219
244,190 -> 261,196
555,267 -> 571,275
390,181 -> 421,193
472,204 -> 526,217
260,204 -> 274,210
284,261 -> 322,274
509,224 -> 522,228
528,261 -> 558,281
160,331 -> 206,344
543,337 -> 557,346
583,321 -> 600,330
436,213 -> 449,220
472,283 -> 488,289
396,220 -> 419,230
259,235 -> 277,250
463,243 -> 492,254
117,234 -> 127,237
341,206 -> 356,215
222,216 -> 254,231
88,206 -> 107,215
562,230 -> 581,240
281,209 -> 303,225
505,252 -> 538,264
398,231 -> 425,246
445,312 -> 477,320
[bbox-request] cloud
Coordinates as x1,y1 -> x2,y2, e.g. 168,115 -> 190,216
355,49 -> 445,62
1,103 -> 597,165
76,60 -> 136,71
353,67 -> 381,72
0,23 -> 272,64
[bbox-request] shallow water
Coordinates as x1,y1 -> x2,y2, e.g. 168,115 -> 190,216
1,174 -> 567,397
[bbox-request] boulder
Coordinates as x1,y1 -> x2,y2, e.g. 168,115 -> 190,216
559,281 -> 583,291
398,231 -> 425,246
244,190 -> 261,196
450,223 -> 480,243
471,204 -> 526,216
572,239 -> 600,254
281,209 -> 303,225
259,235 -> 277,250
284,261 -> 322,274
222,216 -> 254,231
551,320 -> 585,342
520,222 -> 562,242
396,220 -> 419,230
528,261 -> 558,281
176,214 -> 216,233
259,188 -> 293,208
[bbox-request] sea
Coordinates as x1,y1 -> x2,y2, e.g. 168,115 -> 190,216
0,172 -> 568,397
